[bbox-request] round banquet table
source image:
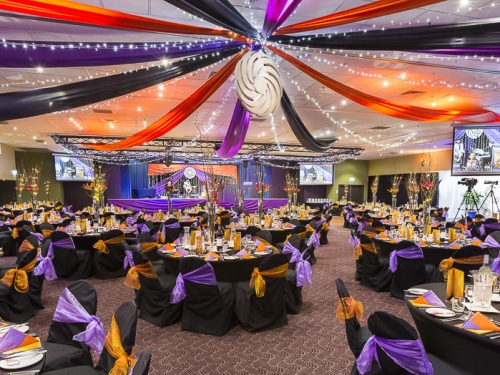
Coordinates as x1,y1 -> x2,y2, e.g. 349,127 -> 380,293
158,251 -> 270,283
405,283 -> 500,374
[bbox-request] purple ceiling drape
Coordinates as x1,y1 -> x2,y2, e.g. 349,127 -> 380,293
262,0 -> 303,38
215,100 -> 251,159
0,40 -> 245,68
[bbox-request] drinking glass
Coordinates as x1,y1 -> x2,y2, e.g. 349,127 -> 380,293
451,297 -> 466,313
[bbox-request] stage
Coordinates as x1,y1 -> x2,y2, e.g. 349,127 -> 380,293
108,198 -> 289,213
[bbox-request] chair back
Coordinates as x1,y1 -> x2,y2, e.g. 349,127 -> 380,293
335,278 -> 368,358
390,241 -> 427,299
447,245 -> 485,274
372,220 -> 385,233
163,218 -> 181,244
131,348 -> 152,375
245,226 -> 261,237
48,280 -> 97,350
98,230 -> 127,271
255,230 -> 273,244
256,254 -> 288,302
49,231 -> 81,278
96,300 -> 138,374
359,234 -> 379,265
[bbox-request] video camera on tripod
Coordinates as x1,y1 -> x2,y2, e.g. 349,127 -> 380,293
485,180 -> 499,185
458,177 -> 478,188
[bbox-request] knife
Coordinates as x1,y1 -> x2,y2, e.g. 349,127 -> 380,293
0,371 -> 40,375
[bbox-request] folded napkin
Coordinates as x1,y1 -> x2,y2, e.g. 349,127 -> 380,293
205,251 -> 220,261
256,242 -> 267,252
471,237 -> 484,247
284,223 -> 292,229
418,239 -> 428,247
460,312 -> 500,333
163,243 -> 175,251
0,329 -> 40,354
393,236 -> 402,243
410,290 -> 446,308
448,241 -> 459,249
236,249 -> 250,259
176,248 -> 188,256
376,232 -> 389,239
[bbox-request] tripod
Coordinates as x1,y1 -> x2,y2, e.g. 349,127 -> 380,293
479,184 -> 500,216
453,186 -> 481,222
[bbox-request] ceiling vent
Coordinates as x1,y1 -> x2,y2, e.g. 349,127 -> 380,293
370,126 -> 390,130
92,109 -> 113,114
400,90 -> 426,96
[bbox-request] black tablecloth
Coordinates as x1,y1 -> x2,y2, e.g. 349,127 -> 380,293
405,282 -> 500,374
159,251 -> 269,283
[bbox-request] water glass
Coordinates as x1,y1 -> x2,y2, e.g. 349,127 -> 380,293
451,297 -> 466,313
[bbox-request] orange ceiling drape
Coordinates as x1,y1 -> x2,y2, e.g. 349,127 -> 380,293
268,45 -> 500,123
85,48 -> 248,151
274,0 -> 444,35
148,164 -> 237,182
0,0 -> 237,39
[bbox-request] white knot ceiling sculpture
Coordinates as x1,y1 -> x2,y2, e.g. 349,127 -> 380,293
235,49 -> 283,117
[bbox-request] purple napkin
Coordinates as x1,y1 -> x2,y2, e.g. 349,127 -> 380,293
421,290 -> 446,307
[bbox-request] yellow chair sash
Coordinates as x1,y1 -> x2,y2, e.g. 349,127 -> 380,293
41,229 -> 54,238
362,230 -> 376,239
306,225 -> 314,233
224,229 -> 231,241
373,226 -> 385,232
140,242 -> 158,254
124,262 -> 157,290
439,255 -> 484,273
361,243 -> 377,254
322,222 -> 330,232
353,244 -> 362,260
104,315 -> 137,375
336,296 -> 364,323
93,235 -> 126,254
454,222 -> 465,231
0,253 -> 38,293
11,227 -> 19,239
18,239 -> 35,253
297,231 -> 306,240
249,263 -> 288,297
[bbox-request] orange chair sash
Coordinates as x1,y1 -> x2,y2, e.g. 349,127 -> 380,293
336,296 -> 364,323
139,242 -> 158,254
249,263 -> 288,297
124,262 -> 157,290
362,230 -> 376,238
0,253 -> 38,293
454,222 -> 466,231
439,255 -> 484,273
104,315 -> 136,375
361,243 -> 377,254
297,231 -> 306,239
11,227 -> 20,239
41,229 -> 54,238
93,235 -> 126,254
353,244 -> 362,260
322,222 -> 330,232
18,239 -> 35,253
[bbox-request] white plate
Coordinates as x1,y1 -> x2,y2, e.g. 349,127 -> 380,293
376,238 -> 390,241
223,256 -> 239,260
0,325 -> 29,335
0,353 -> 43,370
254,251 -> 270,255
425,308 -> 456,318
407,288 -> 429,296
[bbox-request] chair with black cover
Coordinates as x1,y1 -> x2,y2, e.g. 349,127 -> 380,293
0,247 -> 37,323
292,225 -> 307,250
126,250 -> 181,327
131,348 -> 152,375
484,230 -> 500,259
162,217 -> 181,244
174,257 -> 235,335
47,231 -> 92,280
42,280 -> 100,372
12,220 -> 34,250
318,215 -> 332,245
137,233 -> 165,274
359,234 -> 393,292
351,229 -> 364,282
389,240 -> 440,300
438,245 -> 484,277
93,229 -> 129,279
43,300 -> 139,375
233,253 -> 289,332
290,219 -> 300,226
371,220 -> 385,234
480,217 -> 500,238
0,225 -> 16,257
335,278 -> 372,359
39,221 -> 55,240
245,225 -> 261,238
282,236 -> 313,314
353,311 -> 470,375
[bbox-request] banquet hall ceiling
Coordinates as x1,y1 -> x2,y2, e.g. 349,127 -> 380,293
0,0 -> 499,160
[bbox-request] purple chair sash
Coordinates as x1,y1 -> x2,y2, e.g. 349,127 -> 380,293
34,237 -> 75,281
31,232 -> 44,242
53,288 -> 105,354
307,232 -> 320,249
484,235 -> 500,248
357,336 -> 434,375
357,221 -> 368,234
491,257 -> 500,274
350,217 -> 359,225
389,245 -> 424,273
134,223 -> 149,237
443,211 -> 449,218
346,211 -> 354,221
123,250 -> 134,270
170,263 -> 217,304
47,237 -> 75,257
280,242 -> 312,287
480,222 -> 500,237
164,222 -> 181,229
316,218 -> 326,228
349,236 -> 360,247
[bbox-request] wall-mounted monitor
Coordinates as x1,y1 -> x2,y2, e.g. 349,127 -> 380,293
54,155 -> 94,181
452,127 -> 500,176
299,164 -> 333,185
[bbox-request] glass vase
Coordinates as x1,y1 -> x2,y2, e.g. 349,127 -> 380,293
392,196 -> 397,209
372,194 -> 377,205
258,190 -> 264,225
293,192 -> 298,207
206,199 -> 217,249
422,200 -> 431,236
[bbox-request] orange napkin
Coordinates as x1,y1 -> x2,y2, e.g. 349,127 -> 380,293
171,251 -> 182,257
418,239 -> 427,247
164,243 -> 175,251
204,251 -> 220,260
256,242 -> 267,252
459,312 -> 500,333
448,242 -> 459,249
284,223 -> 291,228
471,238 -> 483,246
378,232 -> 388,239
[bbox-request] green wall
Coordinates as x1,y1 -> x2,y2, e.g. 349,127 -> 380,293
327,160 -> 369,202
15,151 -> 63,203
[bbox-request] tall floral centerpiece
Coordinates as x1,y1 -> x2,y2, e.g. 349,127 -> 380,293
235,184 -> 244,211
44,180 -> 51,202
255,165 -> 268,225
388,175 -> 403,208
370,176 -> 380,204
14,171 -> 26,203
420,172 -> 439,235
83,164 -> 107,217
406,173 -> 420,211
284,170 -> 299,209
25,163 -> 42,208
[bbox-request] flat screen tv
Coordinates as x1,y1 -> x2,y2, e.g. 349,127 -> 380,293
452,127 -> 500,176
54,155 -> 94,181
299,164 -> 333,185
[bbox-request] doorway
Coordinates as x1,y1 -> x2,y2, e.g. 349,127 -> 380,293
339,184 -> 364,203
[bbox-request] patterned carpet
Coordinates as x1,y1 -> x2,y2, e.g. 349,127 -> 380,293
4,218 -> 415,374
